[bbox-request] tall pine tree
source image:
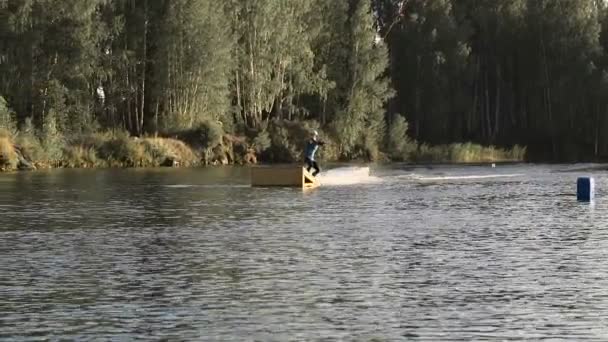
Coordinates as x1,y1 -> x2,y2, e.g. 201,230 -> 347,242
333,0 -> 394,159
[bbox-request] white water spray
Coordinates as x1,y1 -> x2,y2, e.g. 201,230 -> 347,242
317,166 -> 381,186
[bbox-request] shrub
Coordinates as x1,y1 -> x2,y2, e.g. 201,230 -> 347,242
92,131 -> 143,167
15,133 -> 44,166
64,130 -> 200,168
178,120 -> 224,149
0,130 -> 18,170
264,119 -> 334,162
160,139 -> 199,166
387,114 -> 418,161
511,145 -> 527,161
62,145 -> 99,168
141,138 -> 199,167
224,134 -> 250,165
174,120 -> 225,164
252,129 -> 271,154
14,118 -> 51,168
265,123 -> 298,162
0,96 -> 17,136
40,110 -> 65,165
141,138 -> 172,166
411,142 -> 527,163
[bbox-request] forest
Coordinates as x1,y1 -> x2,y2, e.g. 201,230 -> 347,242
1,0 -> 606,169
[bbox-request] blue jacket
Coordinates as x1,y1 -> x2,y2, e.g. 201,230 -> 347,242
305,140 -> 323,161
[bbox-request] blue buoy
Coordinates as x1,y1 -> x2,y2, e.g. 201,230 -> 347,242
577,177 -> 595,202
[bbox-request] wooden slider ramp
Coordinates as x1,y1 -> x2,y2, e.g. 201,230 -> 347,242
251,165 -> 320,189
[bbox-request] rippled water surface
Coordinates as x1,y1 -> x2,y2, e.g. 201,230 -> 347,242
2,164 -> 608,341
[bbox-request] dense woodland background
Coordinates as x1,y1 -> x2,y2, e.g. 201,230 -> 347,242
1,0 -> 607,165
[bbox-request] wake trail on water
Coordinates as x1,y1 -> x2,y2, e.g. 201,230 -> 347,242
317,166 -> 381,186
163,184 -> 250,189
394,173 -> 524,181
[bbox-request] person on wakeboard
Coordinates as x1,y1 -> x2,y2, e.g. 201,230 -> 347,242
304,130 -> 325,177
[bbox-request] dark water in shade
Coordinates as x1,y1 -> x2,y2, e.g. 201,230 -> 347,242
1,164 -> 608,341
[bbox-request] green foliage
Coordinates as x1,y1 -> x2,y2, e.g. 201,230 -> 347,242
260,119 -> 340,162
264,120 -> 319,162
0,97 -> 17,136
16,118 -> 46,164
265,121 -> 303,162
252,130 -> 271,154
174,120 -> 225,164
98,131 -> 142,167
156,0 -> 233,130
13,114 -> 66,167
40,110 -> 65,163
5,0 -> 564,168
140,138 -> 200,167
373,0 -> 606,160
333,0 -> 394,160
309,0 -> 348,124
20,118 -> 36,137
179,120 -> 225,150
64,131 -> 200,168
387,114 -> 416,161
16,133 -> 44,166
412,142 -> 526,163
62,145 -> 99,168
227,0 -> 331,128
1,1 -> 107,133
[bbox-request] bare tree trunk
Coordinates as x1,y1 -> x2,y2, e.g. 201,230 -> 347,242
154,100 -> 159,137
414,55 -> 421,138
540,32 -> 557,159
138,0 -> 148,136
494,64 -> 501,142
595,103 -> 600,157
484,63 -> 491,141
235,69 -> 244,124
274,61 -> 285,121
124,27 -> 133,133
30,25 -> 36,120
321,97 -> 327,125
127,98 -> 133,132
249,24 -> 257,128
470,58 -> 480,137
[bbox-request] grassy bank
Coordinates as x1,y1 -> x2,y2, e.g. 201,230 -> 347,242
0,128 -> 255,172
0,119 -> 527,172
411,143 -> 527,164
384,115 -> 526,164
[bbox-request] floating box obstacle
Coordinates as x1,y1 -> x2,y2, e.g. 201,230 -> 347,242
251,166 -> 319,189
577,177 -> 595,202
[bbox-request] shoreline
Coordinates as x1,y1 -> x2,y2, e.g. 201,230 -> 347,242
0,129 -> 528,173
4,159 -> 607,176
0,159 -> 533,174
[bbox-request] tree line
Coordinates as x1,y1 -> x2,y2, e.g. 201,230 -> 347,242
0,0 -> 393,161
2,0 -> 608,162
376,0 -> 608,161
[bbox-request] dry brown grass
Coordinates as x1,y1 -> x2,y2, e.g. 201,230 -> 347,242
413,143 -> 527,163
0,128 -> 243,172
62,145 -> 99,168
0,136 -> 18,170
142,137 -> 200,167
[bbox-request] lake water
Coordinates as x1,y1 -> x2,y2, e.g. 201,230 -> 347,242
1,164 -> 608,341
